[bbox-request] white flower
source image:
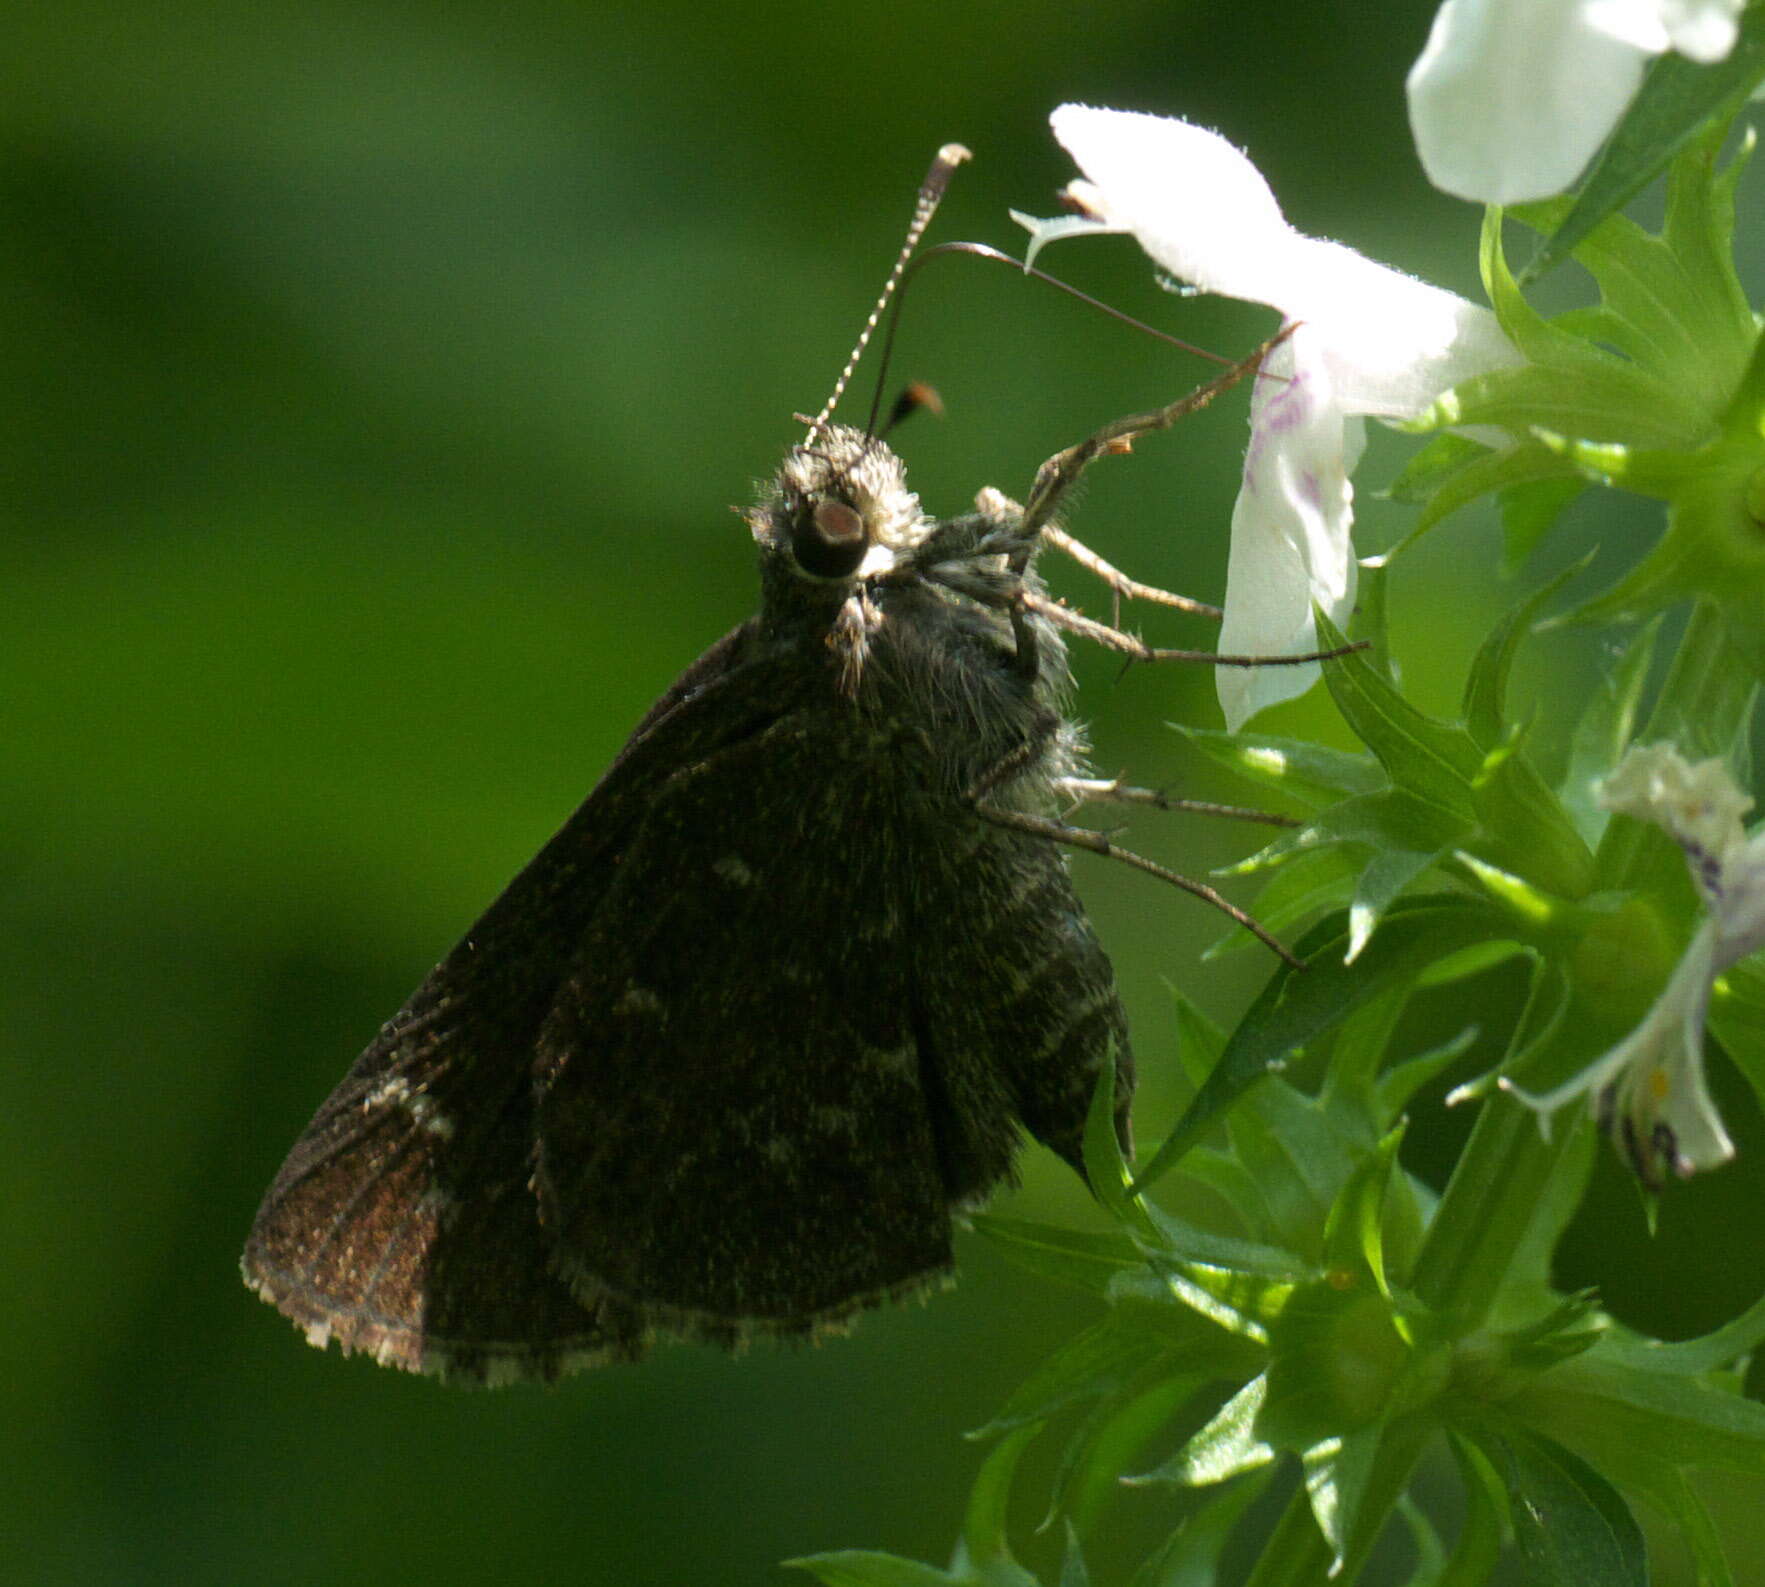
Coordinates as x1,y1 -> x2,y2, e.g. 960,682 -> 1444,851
1017,105 -> 1520,729
1506,744 -> 1765,1185
1408,0 -> 1745,203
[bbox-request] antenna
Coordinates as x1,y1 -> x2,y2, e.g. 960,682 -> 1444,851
803,143 -> 970,445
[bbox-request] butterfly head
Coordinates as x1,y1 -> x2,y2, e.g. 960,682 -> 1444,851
753,425 -> 931,588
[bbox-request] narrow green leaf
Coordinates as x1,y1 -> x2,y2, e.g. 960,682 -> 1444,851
1135,899 -> 1519,1190
1044,1369 -> 1211,1536
1468,735 -> 1597,903
1462,555 -> 1593,747
1375,1027 -> 1480,1123
1209,846 -> 1359,959
1437,1434 -> 1509,1587
1173,725 -> 1384,805
1400,437 -> 1580,550
1058,1524 -> 1089,1587
1658,1467 -> 1736,1587
1597,1285 -> 1765,1378
1082,1049 -> 1154,1237
1500,476 -> 1588,573
966,1216 -> 1141,1295
1384,432 -> 1490,503
964,1423 -> 1042,1567
1129,1374 -> 1274,1488
1394,1494 -> 1448,1587
1301,1425 -> 1379,1568
1349,843 -> 1447,961
1488,1422 -> 1648,1587
1315,611 -> 1482,820
784,1552 -> 959,1587
1510,1354 -> 1765,1475
1321,1123 -> 1406,1298
1138,1201 -> 1311,1282
1319,982 -> 1410,1119
1561,613 -> 1663,849
970,1318 -> 1175,1438
1172,995 -> 1227,1089
1141,1254 -> 1294,1342
1126,1470 -> 1270,1587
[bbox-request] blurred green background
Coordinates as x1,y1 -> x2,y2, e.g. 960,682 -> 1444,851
8,2 -> 1765,1583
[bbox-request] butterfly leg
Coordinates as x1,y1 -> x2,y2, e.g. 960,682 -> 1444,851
1017,323 -> 1298,543
967,721 -> 1301,967
1052,775 -> 1300,828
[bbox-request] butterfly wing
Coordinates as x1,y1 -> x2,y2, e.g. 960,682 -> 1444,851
531,713 -> 973,1340
243,623 -> 812,1382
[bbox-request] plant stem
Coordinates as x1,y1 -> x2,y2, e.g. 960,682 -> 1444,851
1241,1485 -> 1333,1587
1409,1093 -> 1559,1328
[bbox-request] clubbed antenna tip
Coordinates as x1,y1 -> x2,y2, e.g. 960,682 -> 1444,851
804,143 -> 971,445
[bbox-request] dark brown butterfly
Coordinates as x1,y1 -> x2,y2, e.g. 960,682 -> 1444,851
242,146 -> 1298,1384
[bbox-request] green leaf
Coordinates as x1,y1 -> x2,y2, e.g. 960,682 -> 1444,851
1500,476 -> 1588,573
785,1552 -> 961,1587
1383,432 -> 1490,503
1138,1201 -> 1312,1283
1375,1027 -> 1480,1123
1462,555 -> 1593,748
1173,725 -> 1384,806
964,1423 -> 1043,1570
1218,1079 -> 1363,1263
1394,1494 -> 1448,1587
966,1216 -> 1141,1295
1437,1435 -> 1509,1587
1478,1421 -> 1648,1587
1315,611 -> 1482,821
1597,1285 -> 1765,1378
1082,1048 -> 1153,1237
1261,1283 -> 1413,1451
1207,846 -> 1359,961
1561,614 -> 1663,849
1468,733 -> 1597,903
1398,437 -> 1581,550
1138,1253 -> 1296,1344
1045,1367 -> 1214,1536
970,1317 -> 1177,1438
1318,982 -> 1410,1120
1129,1374 -> 1274,1488
1301,1425 -> 1380,1570
1509,1354 -> 1765,1475
1321,1122 -> 1406,1299
1522,28 -> 1765,282
1058,1525 -> 1089,1587
1657,1468 -> 1736,1587
1135,899 -> 1521,1191
1126,1471 -> 1270,1587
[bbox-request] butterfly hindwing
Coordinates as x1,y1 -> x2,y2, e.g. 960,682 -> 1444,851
243,627 -> 818,1380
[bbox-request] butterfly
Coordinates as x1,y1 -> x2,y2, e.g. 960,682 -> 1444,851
242,146 -> 1297,1384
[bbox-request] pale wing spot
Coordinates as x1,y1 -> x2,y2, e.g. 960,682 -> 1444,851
713,855 -> 756,886
363,1074 -> 457,1140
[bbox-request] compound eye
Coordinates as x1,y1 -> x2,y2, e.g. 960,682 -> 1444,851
791,497 -> 869,579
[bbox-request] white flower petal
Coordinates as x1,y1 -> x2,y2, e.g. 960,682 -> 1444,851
1407,0 -> 1657,202
1037,105 -> 1516,726
1216,334 -> 1358,730
1047,105 -> 1303,307
1659,0 -> 1744,61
